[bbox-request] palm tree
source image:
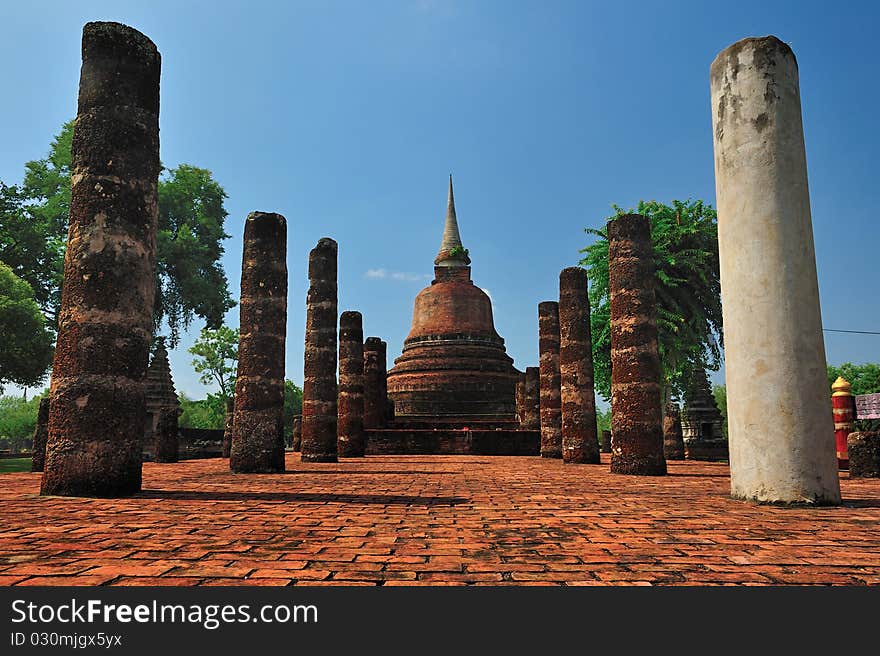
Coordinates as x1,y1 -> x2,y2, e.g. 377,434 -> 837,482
579,199 -> 723,405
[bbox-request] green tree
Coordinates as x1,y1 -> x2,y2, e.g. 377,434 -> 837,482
596,407 -> 611,435
0,182 -> 63,315
580,199 -> 723,402
188,326 -> 239,400
156,164 -> 236,344
178,393 -> 226,430
711,383 -> 729,439
0,263 -> 54,390
1,121 -> 235,345
827,363 -> 880,397
0,392 -> 46,452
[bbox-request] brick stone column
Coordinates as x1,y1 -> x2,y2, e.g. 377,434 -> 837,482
363,337 -> 386,429
521,366 -> 541,430
538,301 -> 562,459
230,212 -> 287,473
153,407 -> 179,463
663,402 -> 685,460
608,214 -> 666,476
338,310 -> 365,457
41,22 -> 160,497
831,377 -> 854,469
301,238 -> 338,463
379,339 -> 390,422
221,397 -> 233,458
600,430 -> 612,454
30,398 -> 50,472
559,267 -> 600,464
291,416 -> 302,451
515,371 -> 526,424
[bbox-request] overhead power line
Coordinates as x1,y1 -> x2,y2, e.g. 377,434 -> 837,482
823,328 -> 880,335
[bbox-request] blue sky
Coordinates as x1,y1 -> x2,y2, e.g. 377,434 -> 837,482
2,0 -> 878,402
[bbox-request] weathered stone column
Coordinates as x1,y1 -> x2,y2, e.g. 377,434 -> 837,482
221,397 -> 233,458
663,402 -> 685,460
559,267 -> 600,464
301,238 -> 338,463
363,337 -> 386,429
41,22 -> 160,497
153,407 -> 179,463
380,339 -> 391,422
608,214 -> 666,476
291,416 -> 302,451
30,398 -> 50,472
515,371 -> 526,424
338,310 -> 365,457
521,366 -> 541,430
230,212 -> 287,473
538,301 -> 562,458
711,36 -> 840,504
600,430 -> 612,454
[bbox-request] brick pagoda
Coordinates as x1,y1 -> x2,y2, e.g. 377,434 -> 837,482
386,176 -> 519,427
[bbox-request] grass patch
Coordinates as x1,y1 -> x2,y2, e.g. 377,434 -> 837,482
0,458 -> 31,473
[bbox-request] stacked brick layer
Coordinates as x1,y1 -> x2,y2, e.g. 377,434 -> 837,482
3,455 -> 879,586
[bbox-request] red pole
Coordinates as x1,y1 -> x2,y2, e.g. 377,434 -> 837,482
831,376 -> 854,469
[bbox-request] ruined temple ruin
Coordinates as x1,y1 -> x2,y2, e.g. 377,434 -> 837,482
144,338 -> 180,457
681,367 -> 727,461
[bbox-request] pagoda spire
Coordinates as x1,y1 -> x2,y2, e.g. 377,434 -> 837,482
435,174 -> 471,266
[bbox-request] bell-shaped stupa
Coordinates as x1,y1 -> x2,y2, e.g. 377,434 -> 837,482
386,177 -> 519,426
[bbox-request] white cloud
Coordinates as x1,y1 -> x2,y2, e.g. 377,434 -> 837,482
365,269 -> 430,282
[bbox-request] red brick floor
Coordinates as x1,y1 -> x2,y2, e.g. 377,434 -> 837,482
1,454 -> 878,586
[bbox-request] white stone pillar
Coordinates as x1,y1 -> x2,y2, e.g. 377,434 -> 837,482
710,36 -> 840,505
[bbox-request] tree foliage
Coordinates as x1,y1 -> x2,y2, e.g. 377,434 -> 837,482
179,381 -> 304,435
580,199 -> 722,401
178,392 -> 226,430
188,326 -> 239,400
827,363 -> 880,397
0,263 -> 54,389
0,121 -> 234,346
711,383 -> 729,439
157,164 -> 235,344
0,392 -> 47,452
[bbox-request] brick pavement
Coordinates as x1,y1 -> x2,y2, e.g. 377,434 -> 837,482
1,454 -> 878,586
